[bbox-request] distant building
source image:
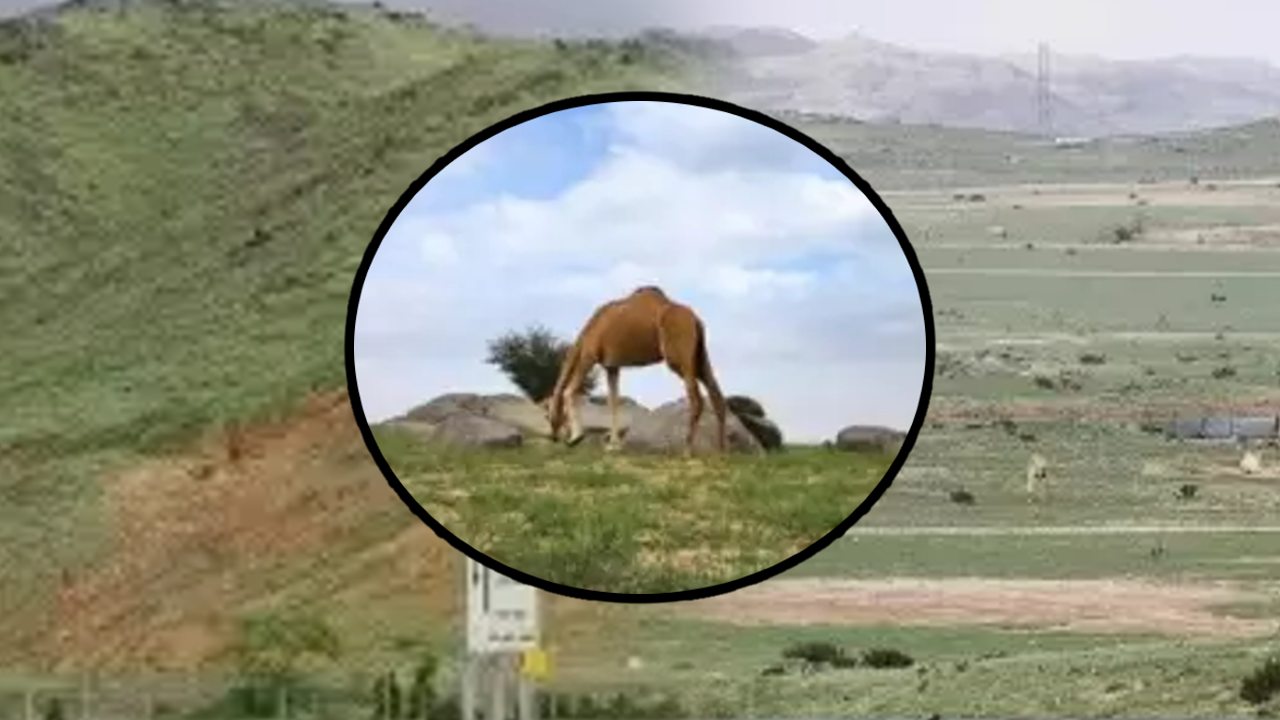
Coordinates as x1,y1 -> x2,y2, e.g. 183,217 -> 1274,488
1053,137 -> 1092,149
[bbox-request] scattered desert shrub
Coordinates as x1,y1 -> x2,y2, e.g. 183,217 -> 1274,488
1178,483 -> 1199,500
782,641 -> 845,665
1241,657 -> 1280,704
949,488 -> 976,505
861,648 -> 915,669
1078,352 -> 1107,365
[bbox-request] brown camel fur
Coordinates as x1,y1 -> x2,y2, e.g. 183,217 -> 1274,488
543,286 -> 727,455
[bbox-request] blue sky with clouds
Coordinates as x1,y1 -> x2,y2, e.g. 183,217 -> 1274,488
353,100 -> 927,442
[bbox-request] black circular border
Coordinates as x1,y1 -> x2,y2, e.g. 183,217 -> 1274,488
344,90 -> 936,604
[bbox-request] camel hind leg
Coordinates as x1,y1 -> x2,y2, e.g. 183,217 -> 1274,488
659,307 -> 710,457
696,335 -> 727,453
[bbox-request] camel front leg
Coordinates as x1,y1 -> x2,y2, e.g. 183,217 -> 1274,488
605,366 -> 621,452
562,368 -> 588,447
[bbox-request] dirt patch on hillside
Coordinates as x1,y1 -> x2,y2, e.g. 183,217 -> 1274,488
683,577 -> 1278,639
36,391 -> 458,672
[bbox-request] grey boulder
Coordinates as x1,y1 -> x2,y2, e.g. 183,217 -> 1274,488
626,398 -> 764,455
835,425 -> 906,454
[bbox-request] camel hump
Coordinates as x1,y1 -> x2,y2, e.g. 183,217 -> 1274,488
632,285 -> 667,298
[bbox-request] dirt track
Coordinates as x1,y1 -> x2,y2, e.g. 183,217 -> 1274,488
844,525 -> 1280,536
684,577 -> 1278,638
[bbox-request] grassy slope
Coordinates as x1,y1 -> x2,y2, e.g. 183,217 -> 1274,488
0,0 -> 691,668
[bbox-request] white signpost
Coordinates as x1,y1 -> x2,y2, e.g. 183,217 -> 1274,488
462,558 -> 541,720
467,558 -> 539,654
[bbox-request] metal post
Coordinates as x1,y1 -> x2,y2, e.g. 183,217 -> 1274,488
517,661 -> 534,720
461,654 -> 477,720
489,655 -> 506,720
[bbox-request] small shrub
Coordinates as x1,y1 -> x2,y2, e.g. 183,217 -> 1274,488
1178,483 -> 1199,500
968,193 -> 986,202
42,698 -> 65,720
862,648 -> 915,669
831,654 -> 859,669
405,651 -> 439,719
1241,657 -> 1280,704
782,641 -> 844,665
485,325 -> 597,401
949,489 -> 976,505
371,671 -> 402,720
1079,352 -> 1106,365
1211,293 -> 1227,303
1212,366 -> 1237,379
1033,375 -> 1056,390
726,395 -> 766,418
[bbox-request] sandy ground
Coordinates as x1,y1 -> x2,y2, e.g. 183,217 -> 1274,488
684,577 -> 1278,638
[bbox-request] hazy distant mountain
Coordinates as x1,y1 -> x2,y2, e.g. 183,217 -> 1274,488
697,25 -> 818,57
710,27 -> 1280,137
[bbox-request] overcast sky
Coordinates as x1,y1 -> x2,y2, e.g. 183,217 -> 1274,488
4,0 -> 1276,66
352,100 -> 927,442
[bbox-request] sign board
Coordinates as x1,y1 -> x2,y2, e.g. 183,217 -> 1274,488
466,557 -> 539,654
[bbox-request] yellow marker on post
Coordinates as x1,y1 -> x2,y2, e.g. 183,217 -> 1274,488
520,647 -> 551,681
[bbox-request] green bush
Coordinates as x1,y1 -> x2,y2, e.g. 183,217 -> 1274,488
782,641 -> 846,665
861,648 -> 915,668
225,609 -> 341,717
405,651 -> 440,719
1241,657 -> 1280,704
726,395 -> 766,418
485,325 -> 597,402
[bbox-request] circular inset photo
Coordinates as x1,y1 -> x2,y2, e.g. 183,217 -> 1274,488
346,91 -> 933,601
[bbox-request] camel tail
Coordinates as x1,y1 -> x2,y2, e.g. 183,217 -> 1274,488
695,321 -> 726,412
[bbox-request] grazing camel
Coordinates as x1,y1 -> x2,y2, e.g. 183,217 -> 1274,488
542,286 -> 727,455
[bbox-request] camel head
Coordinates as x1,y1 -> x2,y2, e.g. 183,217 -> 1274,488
541,394 -> 566,442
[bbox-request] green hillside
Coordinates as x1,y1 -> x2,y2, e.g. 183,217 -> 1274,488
0,0 -> 693,657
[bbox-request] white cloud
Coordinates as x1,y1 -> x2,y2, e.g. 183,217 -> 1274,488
420,232 -> 460,267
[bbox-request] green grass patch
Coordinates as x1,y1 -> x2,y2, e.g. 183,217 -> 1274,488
375,429 -> 888,593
